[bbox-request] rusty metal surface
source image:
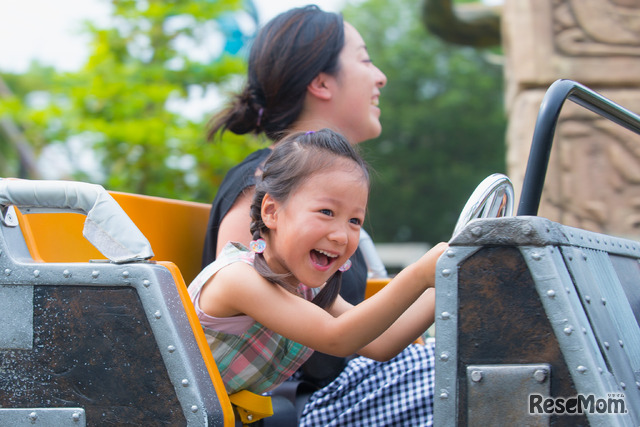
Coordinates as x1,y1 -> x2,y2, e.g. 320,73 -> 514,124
456,246 -> 587,426
0,285 -> 185,426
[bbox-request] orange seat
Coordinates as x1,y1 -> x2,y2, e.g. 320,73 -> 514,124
15,191 -> 211,284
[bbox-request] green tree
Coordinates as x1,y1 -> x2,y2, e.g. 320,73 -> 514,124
344,0 -> 506,244
0,0 -> 262,202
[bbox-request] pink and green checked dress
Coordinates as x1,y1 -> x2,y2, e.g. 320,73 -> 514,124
188,242 -> 317,394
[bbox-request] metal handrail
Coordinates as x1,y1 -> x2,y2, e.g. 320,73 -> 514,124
517,79 -> 640,216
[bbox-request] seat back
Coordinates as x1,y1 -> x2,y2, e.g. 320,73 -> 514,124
15,190 -> 211,284
0,180 -> 233,426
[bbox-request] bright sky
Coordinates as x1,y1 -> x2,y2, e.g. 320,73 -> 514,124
0,0 -> 346,73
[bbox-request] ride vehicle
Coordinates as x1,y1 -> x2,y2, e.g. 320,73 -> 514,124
0,80 -> 638,426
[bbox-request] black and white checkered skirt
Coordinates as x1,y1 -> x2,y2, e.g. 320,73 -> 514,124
299,339 -> 435,426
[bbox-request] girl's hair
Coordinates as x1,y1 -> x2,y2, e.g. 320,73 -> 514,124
250,129 -> 370,308
208,5 -> 345,141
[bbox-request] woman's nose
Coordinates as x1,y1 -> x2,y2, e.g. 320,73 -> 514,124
375,66 -> 387,88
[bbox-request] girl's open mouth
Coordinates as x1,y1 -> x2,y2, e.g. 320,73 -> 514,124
310,249 -> 338,270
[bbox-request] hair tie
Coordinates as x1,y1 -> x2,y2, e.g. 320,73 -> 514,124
257,108 -> 264,127
305,130 -> 315,135
249,238 -> 266,254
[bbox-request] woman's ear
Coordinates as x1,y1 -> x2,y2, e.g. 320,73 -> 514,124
307,72 -> 334,101
261,193 -> 279,230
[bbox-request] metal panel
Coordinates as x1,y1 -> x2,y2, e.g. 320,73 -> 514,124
0,284 -> 32,350
466,364 -> 550,426
0,408 -> 85,426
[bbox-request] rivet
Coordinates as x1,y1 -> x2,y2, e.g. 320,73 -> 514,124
601,298 -> 607,305
4,268 -> 10,276
122,271 -> 129,279
636,382 -> 640,389
567,254 -> 573,261
522,224 -> 533,236
619,340 -> 624,348
143,279 -> 151,287
470,370 -> 483,382
471,226 -> 482,237
533,369 -> 547,383
191,405 -> 199,413
577,365 -> 587,374
585,295 -> 591,303
440,352 -> 449,362
29,412 -> 37,421
441,312 -> 451,320
247,414 -> 254,421
168,345 -> 176,353
63,269 -> 71,278
154,310 -> 162,319
33,269 -> 40,278
182,379 -> 189,387
72,412 -> 81,422
604,341 -> 610,349
546,290 -> 556,298
598,367 -> 603,374
446,249 -> 456,258
92,270 -> 100,279
621,382 -> 626,390
531,252 -> 541,261
582,328 -> 587,334
441,269 -> 451,278
563,326 -> 573,335
440,391 -> 449,399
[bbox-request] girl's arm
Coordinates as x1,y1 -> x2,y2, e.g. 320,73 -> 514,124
199,242 -> 448,358
216,188 -> 254,256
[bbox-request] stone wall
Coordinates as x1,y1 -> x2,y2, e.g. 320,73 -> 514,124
503,0 -> 640,239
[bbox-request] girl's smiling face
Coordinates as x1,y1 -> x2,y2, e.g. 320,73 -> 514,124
261,159 -> 368,287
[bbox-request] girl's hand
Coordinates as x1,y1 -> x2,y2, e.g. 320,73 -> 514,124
414,242 -> 449,287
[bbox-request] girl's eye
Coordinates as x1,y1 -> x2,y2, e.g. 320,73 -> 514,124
350,218 -> 362,226
320,209 -> 333,217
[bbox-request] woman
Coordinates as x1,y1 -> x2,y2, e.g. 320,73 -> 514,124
202,5 -> 435,426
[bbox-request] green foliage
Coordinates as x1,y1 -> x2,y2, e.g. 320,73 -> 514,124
344,0 -> 506,243
0,0 -> 262,202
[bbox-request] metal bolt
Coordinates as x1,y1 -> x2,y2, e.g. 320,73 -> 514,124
168,345 -> 176,353
143,279 -> 151,287
563,326 -> 573,335
33,269 -> 40,278
182,379 -> 189,387
191,405 -> 199,413
577,365 -> 587,374
441,269 -> 451,278
29,412 -> 38,421
441,312 -> 451,320
546,290 -> 556,298
92,270 -> 100,279
533,369 -> 548,383
63,269 -> 71,278
4,268 -> 10,276
122,271 -> 129,279
470,370 -> 483,382
440,352 -> 449,362
154,310 -> 162,319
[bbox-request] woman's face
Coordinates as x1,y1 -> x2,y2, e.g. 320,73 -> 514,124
331,23 -> 388,144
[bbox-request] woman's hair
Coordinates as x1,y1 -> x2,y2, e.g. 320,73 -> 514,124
250,129 -> 370,308
208,5 -> 345,141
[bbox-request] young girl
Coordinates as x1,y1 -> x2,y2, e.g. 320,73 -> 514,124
189,129 -> 447,421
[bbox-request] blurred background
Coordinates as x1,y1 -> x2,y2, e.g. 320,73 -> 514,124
0,0 -> 507,270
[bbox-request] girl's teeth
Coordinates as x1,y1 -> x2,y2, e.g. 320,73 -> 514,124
316,249 -> 337,258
